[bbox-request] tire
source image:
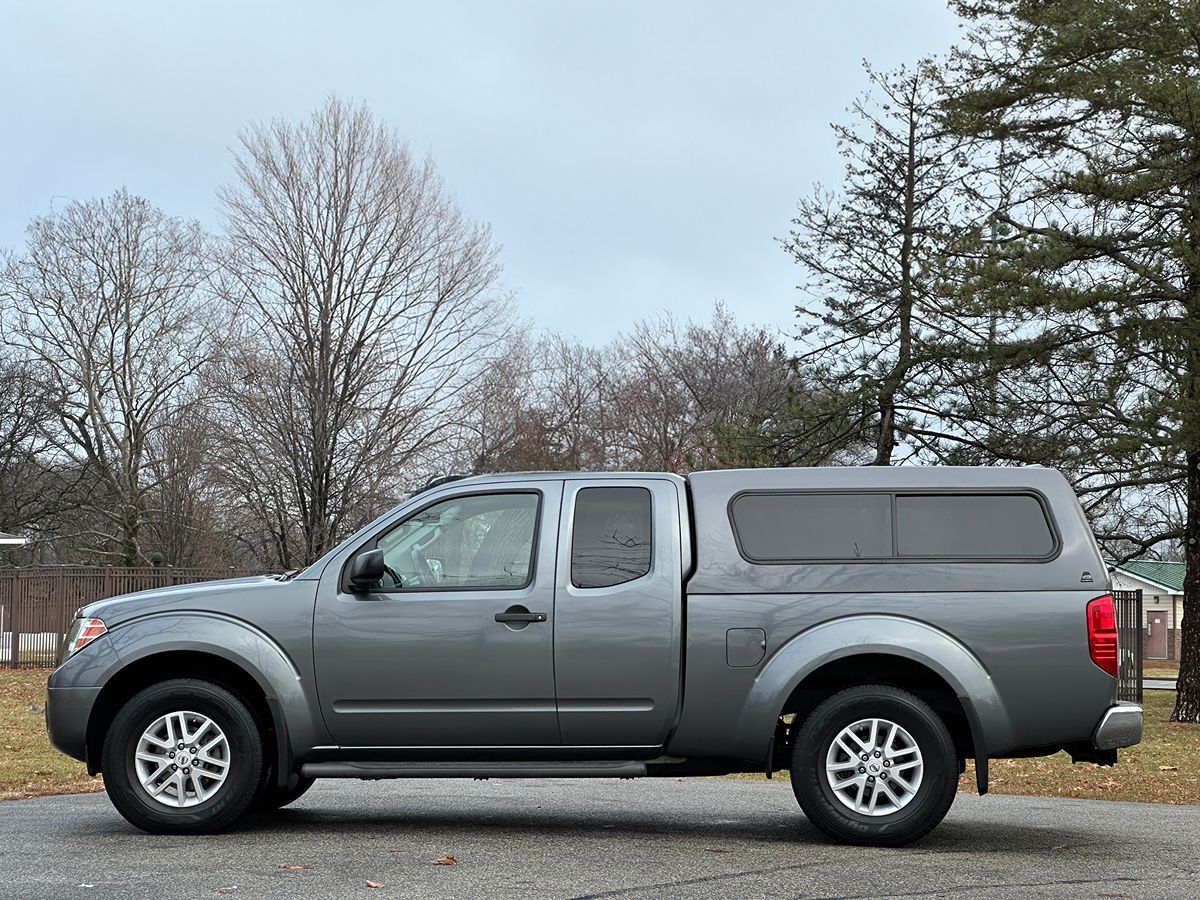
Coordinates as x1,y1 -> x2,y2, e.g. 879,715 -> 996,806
790,684 -> 958,847
102,678 -> 265,834
256,774 -> 315,811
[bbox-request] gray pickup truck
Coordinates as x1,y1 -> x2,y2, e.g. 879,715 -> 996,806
46,466 -> 1142,845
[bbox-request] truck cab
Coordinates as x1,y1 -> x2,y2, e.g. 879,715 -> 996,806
310,474 -> 687,751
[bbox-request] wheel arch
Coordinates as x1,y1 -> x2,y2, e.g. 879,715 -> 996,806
89,613 -> 319,787
737,615 -> 1014,794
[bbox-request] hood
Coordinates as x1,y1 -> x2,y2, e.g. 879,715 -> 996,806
80,575 -> 286,626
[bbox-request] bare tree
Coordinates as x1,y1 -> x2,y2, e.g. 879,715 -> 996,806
0,357 -> 57,561
217,98 -> 509,565
0,190 -> 219,565
451,306 -> 810,477
142,402 -> 234,567
609,307 -> 805,472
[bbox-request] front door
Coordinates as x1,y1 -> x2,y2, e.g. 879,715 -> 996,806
1147,610 -> 1168,660
314,482 -> 563,748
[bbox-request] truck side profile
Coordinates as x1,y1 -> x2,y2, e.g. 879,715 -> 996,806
46,466 -> 1143,845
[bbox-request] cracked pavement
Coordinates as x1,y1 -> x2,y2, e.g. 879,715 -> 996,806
1,778 -> 1194,899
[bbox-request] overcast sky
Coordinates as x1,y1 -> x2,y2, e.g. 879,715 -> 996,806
2,1 -> 961,341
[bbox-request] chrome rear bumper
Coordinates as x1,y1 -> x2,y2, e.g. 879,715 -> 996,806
1093,703 -> 1143,750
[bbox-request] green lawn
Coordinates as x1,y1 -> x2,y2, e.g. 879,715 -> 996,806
0,668 -> 103,800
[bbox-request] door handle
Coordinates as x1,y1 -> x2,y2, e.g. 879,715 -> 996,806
494,609 -> 547,624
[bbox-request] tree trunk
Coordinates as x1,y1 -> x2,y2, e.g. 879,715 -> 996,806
1172,449 -> 1200,721
872,103 -> 918,467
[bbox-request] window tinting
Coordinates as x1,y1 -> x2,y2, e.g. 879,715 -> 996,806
571,487 -> 652,588
731,493 -> 892,561
896,494 -> 1054,558
376,492 -> 539,590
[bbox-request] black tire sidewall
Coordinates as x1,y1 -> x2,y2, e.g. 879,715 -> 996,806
792,685 -> 957,846
103,678 -> 264,834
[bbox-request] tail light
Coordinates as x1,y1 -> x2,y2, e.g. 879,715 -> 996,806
1086,595 -> 1118,678
63,617 -> 108,658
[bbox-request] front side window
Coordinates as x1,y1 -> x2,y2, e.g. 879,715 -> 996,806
375,492 -> 539,590
571,487 -> 653,588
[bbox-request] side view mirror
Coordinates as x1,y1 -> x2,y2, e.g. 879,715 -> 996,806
347,549 -> 386,592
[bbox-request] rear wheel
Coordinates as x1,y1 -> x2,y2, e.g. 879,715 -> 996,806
102,678 -> 265,834
790,684 -> 958,846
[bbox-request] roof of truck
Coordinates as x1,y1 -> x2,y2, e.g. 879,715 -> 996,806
443,465 -> 1064,492
687,465 -> 1066,491
427,471 -> 688,487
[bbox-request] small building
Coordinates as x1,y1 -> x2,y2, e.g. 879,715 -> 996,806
1107,559 -> 1184,661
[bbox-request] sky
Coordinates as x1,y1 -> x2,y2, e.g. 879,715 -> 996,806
2,1 -> 962,342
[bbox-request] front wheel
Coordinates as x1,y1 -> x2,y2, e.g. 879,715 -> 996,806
791,684 -> 958,846
102,678 -> 265,834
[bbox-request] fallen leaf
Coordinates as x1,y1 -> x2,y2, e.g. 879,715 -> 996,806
365,880 -> 384,889
704,848 -> 728,853
433,855 -> 458,866
277,864 -> 311,870
1159,766 -> 1179,772
1052,845 -> 1068,852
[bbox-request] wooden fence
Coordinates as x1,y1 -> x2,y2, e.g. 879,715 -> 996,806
0,567 -> 267,668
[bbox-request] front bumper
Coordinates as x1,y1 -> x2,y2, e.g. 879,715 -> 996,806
1093,702 -> 1143,751
45,685 -> 101,765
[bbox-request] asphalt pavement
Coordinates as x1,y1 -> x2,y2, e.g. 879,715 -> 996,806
1,778 -> 1195,899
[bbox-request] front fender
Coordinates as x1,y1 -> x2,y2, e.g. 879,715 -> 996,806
99,612 -> 325,765
737,615 -> 1013,785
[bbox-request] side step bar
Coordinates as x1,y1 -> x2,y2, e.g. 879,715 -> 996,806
301,760 -> 648,780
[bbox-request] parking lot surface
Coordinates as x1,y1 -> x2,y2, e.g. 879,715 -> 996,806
1,778 -> 1195,899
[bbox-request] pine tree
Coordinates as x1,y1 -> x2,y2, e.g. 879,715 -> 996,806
946,0 -> 1200,721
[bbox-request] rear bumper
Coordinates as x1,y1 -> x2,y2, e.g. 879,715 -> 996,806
1093,702 -> 1143,751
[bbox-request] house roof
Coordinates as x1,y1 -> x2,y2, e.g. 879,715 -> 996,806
1107,559 -> 1185,593
0,531 -> 25,546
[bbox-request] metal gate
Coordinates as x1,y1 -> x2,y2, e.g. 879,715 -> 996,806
1113,589 -> 1143,704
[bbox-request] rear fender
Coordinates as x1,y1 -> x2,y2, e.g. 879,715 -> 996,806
738,615 -> 1013,793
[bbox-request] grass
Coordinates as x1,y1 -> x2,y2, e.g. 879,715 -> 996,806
961,691 -> 1200,804
0,668 -> 104,801
1144,659 -> 1179,679
731,691 -> 1200,805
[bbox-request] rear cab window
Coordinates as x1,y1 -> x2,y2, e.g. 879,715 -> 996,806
729,490 -> 1058,563
571,487 -> 653,587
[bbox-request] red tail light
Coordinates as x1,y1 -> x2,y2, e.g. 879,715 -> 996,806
1086,595 -> 1118,678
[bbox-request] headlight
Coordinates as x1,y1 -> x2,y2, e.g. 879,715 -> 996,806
62,617 -> 108,659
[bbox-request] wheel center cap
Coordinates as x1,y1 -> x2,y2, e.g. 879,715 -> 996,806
868,761 -> 881,774
178,754 -> 191,767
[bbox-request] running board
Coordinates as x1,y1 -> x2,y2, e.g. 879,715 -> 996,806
300,760 -> 648,780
